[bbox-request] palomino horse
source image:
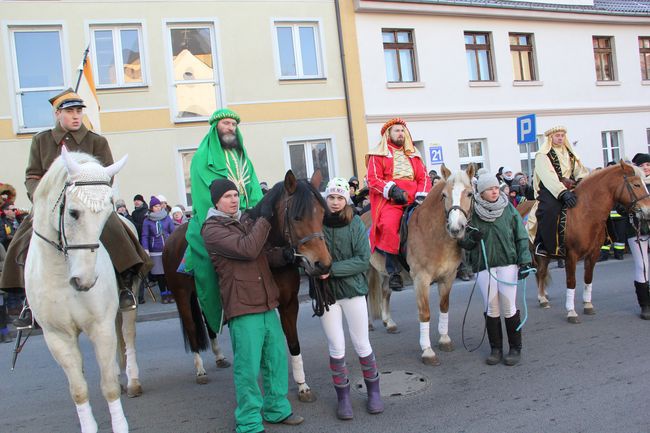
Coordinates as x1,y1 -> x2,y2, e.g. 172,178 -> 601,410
25,147 -> 132,433
163,170 -> 331,401
367,164 -> 475,365
533,160 -> 650,323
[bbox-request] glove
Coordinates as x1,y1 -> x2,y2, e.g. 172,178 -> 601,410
518,263 -> 535,280
414,192 -> 427,205
260,200 -> 274,220
469,229 -> 483,242
282,247 -> 296,264
559,190 -> 578,208
389,184 -> 408,205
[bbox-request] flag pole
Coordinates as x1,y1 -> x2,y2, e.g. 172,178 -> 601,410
74,46 -> 90,93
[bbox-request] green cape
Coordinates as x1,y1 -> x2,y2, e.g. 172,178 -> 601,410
185,115 -> 263,332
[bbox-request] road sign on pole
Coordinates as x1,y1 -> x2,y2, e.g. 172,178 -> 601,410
428,145 -> 443,165
517,114 -> 536,144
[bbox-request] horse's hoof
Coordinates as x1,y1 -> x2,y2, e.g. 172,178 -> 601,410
438,341 -> 454,352
127,384 -> 143,398
216,358 -> 231,369
583,307 -> 596,315
539,301 -> 550,309
567,315 -> 581,324
196,374 -> 209,385
422,354 -> 441,366
298,389 -> 317,403
386,325 -> 400,334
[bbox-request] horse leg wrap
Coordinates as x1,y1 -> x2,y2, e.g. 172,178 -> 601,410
419,321 -> 431,350
108,399 -> 129,433
329,356 -> 349,386
438,313 -> 449,336
565,289 -> 576,312
359,352 -> 378,380
291,354 -> 306,384
75,401 -> 98,433
583,283 -> 592,303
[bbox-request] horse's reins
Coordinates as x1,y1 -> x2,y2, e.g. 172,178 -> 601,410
33,180 -> 111,258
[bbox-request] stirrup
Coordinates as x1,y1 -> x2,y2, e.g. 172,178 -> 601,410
119,289 -> 137,312
13,304 -> 33,330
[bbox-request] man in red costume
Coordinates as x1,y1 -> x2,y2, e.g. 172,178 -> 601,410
366,118 -> 430,289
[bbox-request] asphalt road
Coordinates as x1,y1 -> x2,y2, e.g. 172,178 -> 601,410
2,257 -> 649,433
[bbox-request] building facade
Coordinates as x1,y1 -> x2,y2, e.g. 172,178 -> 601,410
0,0 -> 354,209
345,0 -> 650,177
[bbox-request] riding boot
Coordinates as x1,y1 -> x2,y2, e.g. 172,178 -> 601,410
385,254 -> 404,291
634,281 -> 650,320
330,356 -> 353,420
118,269 -> 137,312
359,352 -> 384,414
485,314 -> 503,365
504,310 -> 522,366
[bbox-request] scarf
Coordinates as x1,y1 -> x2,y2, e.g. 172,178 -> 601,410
206,207 -> 242,222
323,211 -> 348,228
474,191 -> 509,222
147,209 -> 168,222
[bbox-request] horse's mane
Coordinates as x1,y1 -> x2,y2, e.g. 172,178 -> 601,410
576,162 -> 636,192
446,170 -> 471,188
249,178 -> 327,219
35,152 -> 112,213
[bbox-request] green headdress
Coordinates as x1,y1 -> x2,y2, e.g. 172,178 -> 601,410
209,108 -> 240,125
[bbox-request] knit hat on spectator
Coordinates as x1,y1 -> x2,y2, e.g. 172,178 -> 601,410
157,194 -> 168,203
210,179 -> 238,206
133,194 -> 145,202
476,174 -> 500,194
115,199 -> 127,210
149,195 -> 161,208
632,153 -> 650,166
325,177 -> 351,202
170,206 -> 183,216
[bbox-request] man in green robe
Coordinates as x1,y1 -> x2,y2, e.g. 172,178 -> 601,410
185,108 -> 263,332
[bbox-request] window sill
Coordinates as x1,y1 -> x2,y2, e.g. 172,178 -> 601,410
468,81 -> 500,87
279,77 -> 327,84
173,117 -> 210,125
96,85 -> 149,93
386,81 -> 425,89
513,80 -> 543,87
595,80 -> 621,86
641,80 -> 650,86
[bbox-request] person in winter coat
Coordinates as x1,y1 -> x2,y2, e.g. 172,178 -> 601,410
131,194 -> 148,239
141,196 -> 175,303
201,178 -> 304,433
319,178 -> 384,420
459,173 -> 533,366
170,206 -> 188,227
626,153 -> 650,320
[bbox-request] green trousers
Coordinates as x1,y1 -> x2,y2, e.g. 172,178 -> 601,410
229,310 -> 292,433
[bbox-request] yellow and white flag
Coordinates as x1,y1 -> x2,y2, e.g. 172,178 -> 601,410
76,49 -> 101,133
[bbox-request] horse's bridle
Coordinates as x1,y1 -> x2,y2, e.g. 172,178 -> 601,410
282,193 -> 324,254
442,189 -> 473,223
34,180 -> 112,258
620,174 -> 650,213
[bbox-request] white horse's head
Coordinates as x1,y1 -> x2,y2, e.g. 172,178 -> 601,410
440,164 -> 475,239
33,146 -> 127,291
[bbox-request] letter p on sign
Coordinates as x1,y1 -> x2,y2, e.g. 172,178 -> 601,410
516,114 -> 536,144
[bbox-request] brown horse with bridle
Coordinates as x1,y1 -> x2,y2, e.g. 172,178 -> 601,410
533,161 -> 650,323
163,170 -> 331,401
366,164 -> 475,365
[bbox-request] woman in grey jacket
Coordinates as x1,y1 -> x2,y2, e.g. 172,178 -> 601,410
320,178 -> 384,420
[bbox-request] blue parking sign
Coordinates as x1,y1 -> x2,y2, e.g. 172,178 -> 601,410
517,114 -> 536,144
428,146 -> 443,165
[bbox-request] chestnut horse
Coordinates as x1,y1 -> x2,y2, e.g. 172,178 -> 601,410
367,164 -> 475,365
163,170 -> 331,401
533,161 -> 650,323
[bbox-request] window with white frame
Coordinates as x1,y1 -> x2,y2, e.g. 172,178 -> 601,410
458,138 -> 486,170
287,139 -> 332,190
601,130 -> 622,165
9,27 -> 66,131
518,134 -> 542,176
90,25 -> 146,88
178,149 -> 196,207
167,23 -> 220,121
274,22 -> 323,79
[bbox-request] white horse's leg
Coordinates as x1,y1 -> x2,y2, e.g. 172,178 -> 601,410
43,330 -> 98,433
120,309 -> 142,398
90,321 -> 128,433
414,275 -> 439,366
382,277 -> 398,333
565,288 -> 580,324
211,336 -> 231,368
583,283 -> 595,315
437,312 -> 453,352
290,354 -> 315,402
194,352 -> 209,384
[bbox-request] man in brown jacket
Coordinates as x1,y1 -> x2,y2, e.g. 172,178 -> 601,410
2,89 -> 150,327
201,178 -> 303,433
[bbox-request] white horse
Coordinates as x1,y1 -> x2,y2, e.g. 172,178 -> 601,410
25,147 -> 130,433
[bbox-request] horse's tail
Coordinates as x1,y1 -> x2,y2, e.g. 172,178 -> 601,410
367,266 -> 383,321
180,290 -> 210,353
116,312 -> 127,371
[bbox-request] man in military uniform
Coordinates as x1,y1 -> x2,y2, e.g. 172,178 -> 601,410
533,126 -> 589,257
2,89 -> 151,328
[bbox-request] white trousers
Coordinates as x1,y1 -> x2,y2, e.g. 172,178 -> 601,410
319,295 -> 373,359
628,237 -> 649,282
477,264 -> 518,318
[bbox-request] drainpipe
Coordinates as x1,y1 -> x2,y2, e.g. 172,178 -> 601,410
335,0 -> 358,178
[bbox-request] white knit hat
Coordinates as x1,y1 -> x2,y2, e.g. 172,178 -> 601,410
170,206 -> 183,216
325,177 -> 351,202
476,174 -> 500,194
157,194 -> 168,203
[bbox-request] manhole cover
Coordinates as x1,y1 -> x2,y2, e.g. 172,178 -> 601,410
354,370 -> 429,398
